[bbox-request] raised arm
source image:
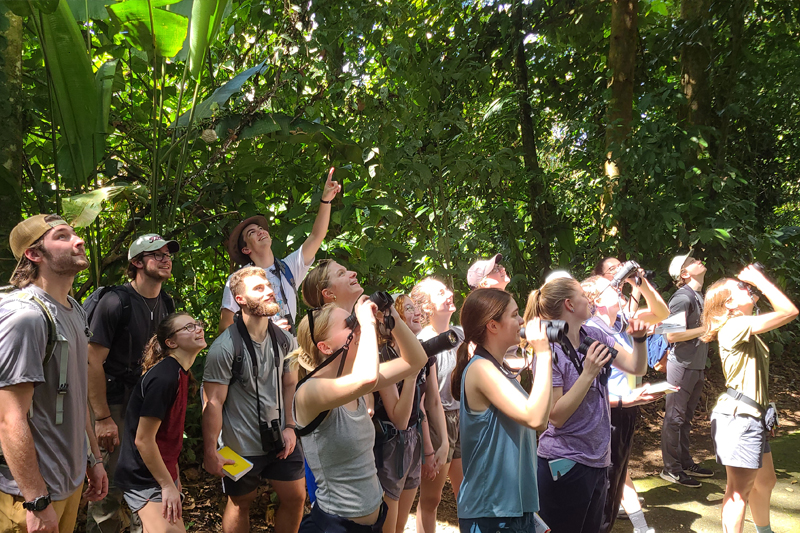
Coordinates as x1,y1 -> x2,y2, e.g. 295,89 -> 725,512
377,373 -> 417,430
302,167 -> 341,265
610,319 -> 649,376
632,276 -> 669,324
739,266 -> 799,335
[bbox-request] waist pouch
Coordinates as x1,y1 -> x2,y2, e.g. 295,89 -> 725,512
725,388 -> 778,431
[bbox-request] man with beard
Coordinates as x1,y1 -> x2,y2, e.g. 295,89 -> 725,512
86,234 -> 179,533
0,215 -> 108,533
203,267 -> 303,533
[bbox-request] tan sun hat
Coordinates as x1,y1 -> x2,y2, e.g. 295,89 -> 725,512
9,214 -> 69,260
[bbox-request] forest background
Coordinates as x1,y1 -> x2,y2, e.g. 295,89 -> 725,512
0,0 -> 798,469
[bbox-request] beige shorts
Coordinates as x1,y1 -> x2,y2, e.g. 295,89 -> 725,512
0,484 -> 83,533
431,409 -> 461,463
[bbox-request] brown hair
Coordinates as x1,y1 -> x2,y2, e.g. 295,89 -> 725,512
394,294 -> 410,316
409,277 -> 444,326
229,266 -> 269,300
592,257 -> 616,277
675,273 -> 689,289
450,288 -> 512,401
9,214 -> 61,288
700,279 -> 742,342
141,312 -> 198,393
126,252 -> 143,280
580,275 -> 604,303
288,304 -> 341,380
301,259 -> 335,309
523,277 -> 581,322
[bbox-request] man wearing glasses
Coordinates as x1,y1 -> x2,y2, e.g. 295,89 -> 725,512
86,234 -> 179,533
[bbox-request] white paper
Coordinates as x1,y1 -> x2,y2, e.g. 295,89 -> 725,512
654,312 -> 686,334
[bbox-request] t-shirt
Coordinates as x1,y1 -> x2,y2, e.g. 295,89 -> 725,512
588,316 -> 636,400
0,285 -> 89,500
220,246 -> 313,326
203,325 -> 297,456
712,316 -> 769,418
417,325 -> 464,412
537,324 -> 616,468
667,285 -> 708,370
115,357 -> 188,490
88,283 -> 174,393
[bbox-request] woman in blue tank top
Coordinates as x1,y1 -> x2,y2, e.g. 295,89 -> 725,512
449,288 -> 554,532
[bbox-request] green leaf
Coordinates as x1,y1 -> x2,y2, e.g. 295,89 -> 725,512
95,59 -> 118,135
67,0 -> 116,21
107,0 -> 189,58
7,0 -> 59,16
651,0 -> 668,16
172,61 -> 268,127
39,0 -> 100,186
187,0 -> 230,79
62,185 -> 135,227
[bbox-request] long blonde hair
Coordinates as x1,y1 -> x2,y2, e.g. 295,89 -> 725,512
301,259 -> 335,309
288,304 -> 340,380
700,279 -> 743,342
523,277 -> 580,322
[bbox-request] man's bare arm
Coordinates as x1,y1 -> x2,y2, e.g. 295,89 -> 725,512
0,384 -> 49,500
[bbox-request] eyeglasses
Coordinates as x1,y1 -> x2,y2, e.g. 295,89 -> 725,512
143,252 -> 174,262
490,264 -> 506,275
403,305 -> 417,314
169,321 -> 205,337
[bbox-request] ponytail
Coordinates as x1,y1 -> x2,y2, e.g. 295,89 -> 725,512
140,312 -> 192,374
451,342 -> 471,402
523,277 -> 579,322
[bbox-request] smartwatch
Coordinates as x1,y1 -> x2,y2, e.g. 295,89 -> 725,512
23,494 -> 51,512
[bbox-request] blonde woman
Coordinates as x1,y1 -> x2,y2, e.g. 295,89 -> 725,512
701,265 -> 797,533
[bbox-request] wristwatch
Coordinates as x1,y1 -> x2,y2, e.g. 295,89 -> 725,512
87,452 -> 99,469
23,494 -> 51,512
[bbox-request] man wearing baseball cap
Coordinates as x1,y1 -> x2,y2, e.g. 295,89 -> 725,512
218,167 -> 341,334
660,249 -> 713,487
0,215 -> 108,533
466,254 -> 510,291
86,233 -> 179,533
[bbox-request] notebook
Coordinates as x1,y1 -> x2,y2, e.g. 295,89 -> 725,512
217,446 -> 254,481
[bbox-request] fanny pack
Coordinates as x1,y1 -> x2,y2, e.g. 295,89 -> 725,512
725,388 -> 778,431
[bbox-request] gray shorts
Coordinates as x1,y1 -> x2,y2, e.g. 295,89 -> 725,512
431,409 -> 461,463
711,411 -> 771,469
123,481 -> 183,512
375,427 -> 421,500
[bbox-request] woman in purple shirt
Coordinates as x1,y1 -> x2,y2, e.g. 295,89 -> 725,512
522,276 -> 648,533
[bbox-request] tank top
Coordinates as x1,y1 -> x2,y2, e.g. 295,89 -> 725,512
296,396 -> 384,518
457,349 -> 539,519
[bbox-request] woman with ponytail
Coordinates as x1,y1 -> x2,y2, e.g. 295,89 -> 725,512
301,259 -> 364,311
115,313 -> 206,532
522,276 -> 648,533
450,288 -> 552,532
701,265 -> 797,533
289,297 -> 427,532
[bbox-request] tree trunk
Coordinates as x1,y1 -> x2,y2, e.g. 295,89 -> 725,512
514,4 -> 551,280
0,5 -> 23,281
680,0 -> 711,127
603,0 -> 638,238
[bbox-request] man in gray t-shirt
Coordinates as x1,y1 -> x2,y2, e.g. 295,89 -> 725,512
660,252 -> 714,487
202,267 -> 304,533
0,215 -> 107,533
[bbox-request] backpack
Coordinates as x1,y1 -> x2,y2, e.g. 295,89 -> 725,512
228,317 -> 291,387
647,333 -> 671,372
0,286 -> 84,425
83,285 -> 175,381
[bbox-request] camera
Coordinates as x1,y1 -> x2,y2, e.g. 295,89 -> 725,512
369,291 -> 396,337
642,269 -> 658,289
420,330 -> 460,357
611,260 -> 642,288
577,335 -> 618,370
541,320 -> 569,344
260,419 -> 285,453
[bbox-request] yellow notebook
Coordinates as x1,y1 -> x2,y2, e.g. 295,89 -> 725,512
217,446 -> 254,481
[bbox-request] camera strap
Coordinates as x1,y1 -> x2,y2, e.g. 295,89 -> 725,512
234,313 -> 284,427
271,259 -> 296,334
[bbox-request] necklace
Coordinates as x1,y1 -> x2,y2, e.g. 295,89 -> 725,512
132,281 -> 160,321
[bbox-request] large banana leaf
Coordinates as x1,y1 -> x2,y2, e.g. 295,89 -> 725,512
6,0 -> 59,16
171,60 -> 268,128
188,0 -> 230,79
107,0 -> 189,58
66,0 -> 116,20
40,0 -> 100,187
62,184 -> 148,227
95,60 -> 118,137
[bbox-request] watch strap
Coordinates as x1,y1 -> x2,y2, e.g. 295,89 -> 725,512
23,494 -> 51,512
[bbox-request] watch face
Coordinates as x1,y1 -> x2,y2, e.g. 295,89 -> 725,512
24,495 -> 50,512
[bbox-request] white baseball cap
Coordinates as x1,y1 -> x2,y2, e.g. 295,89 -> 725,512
668,249 -> 695,281
128,234 -> 180,261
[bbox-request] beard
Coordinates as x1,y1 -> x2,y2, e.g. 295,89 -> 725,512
41,245 -> 89,276
142,260 -> 171,281
244,296 -> 280,317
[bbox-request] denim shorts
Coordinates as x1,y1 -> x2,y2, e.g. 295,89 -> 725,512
459,513 -> 537,533
123,481 -> 183,512
298,501 -> 388,533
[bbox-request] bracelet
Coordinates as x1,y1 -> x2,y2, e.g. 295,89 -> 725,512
285,424 -> 296,430
320,199 -> 332,204
425,451 -> 435,457
633,336 -> 647,344
617,397 -> 623,409
95,415 -> 112,422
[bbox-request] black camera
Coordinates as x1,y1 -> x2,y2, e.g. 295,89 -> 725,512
420,330 -> 460,357
577,335 -> 618,370
642,269 -> 658,289
260,419 -> 285,453
369,291 -> 396,337
541,320 -> 569,344
611,260 -> 642,288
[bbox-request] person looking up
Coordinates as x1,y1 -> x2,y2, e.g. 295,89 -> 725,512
702,266 -> 797,533
203,267 -> 304,533
219,168 -> 342,333
409,278 -> 464,533
466,254 -> 510,291
290,297 -> 427,531
301,258 -> 364,312
660,251 -> 713,487
115,313 -> 206,532
87,233 -> 179,533
451,288 -> 553,533
0,215 -> 107,533
523,276 -> 648,533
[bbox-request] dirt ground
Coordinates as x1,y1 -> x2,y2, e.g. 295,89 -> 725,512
75,357 -> 800,532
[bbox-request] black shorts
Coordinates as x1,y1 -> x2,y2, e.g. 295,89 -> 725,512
299,501 -> 388,533
222,444 -> 305,497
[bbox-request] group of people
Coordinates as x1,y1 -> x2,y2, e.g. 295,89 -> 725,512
0,170 -> 795,533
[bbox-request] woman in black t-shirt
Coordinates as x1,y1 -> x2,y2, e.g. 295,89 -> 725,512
115,313 -> 206,530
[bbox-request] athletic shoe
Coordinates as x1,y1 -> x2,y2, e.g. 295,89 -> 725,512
684,463 -> 714,477
633,528 -> 655,533
617,505 -> 628,519
660,469 -> 701,488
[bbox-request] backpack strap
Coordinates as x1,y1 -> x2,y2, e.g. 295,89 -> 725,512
228,321 -> 247,386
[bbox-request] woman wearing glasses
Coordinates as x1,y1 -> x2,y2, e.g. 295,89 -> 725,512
114,313 -> 206,532
701,266 -> 797,533
291,297 -> 427,532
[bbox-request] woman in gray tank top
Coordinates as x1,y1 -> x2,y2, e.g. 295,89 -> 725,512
290,298 -> 428,532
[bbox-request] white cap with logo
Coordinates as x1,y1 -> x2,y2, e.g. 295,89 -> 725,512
128,234 -> 180,261
668,249 -> 694,281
